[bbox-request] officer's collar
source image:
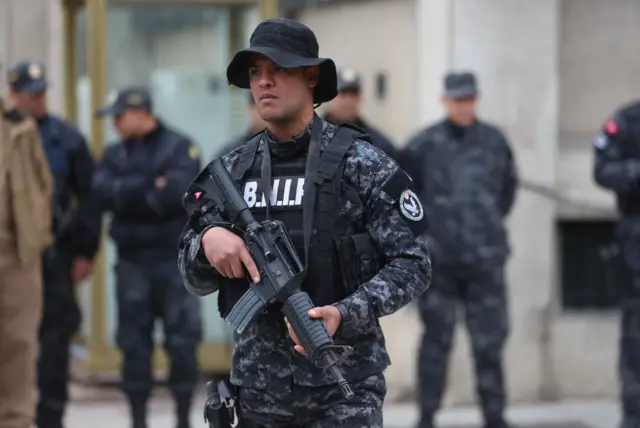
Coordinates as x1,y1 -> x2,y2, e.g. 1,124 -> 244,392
263,118 -> 314,159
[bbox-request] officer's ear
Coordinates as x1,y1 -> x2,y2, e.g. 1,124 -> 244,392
304,66 -> 320,90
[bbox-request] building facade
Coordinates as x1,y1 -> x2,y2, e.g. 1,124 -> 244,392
1,0 -> 635,406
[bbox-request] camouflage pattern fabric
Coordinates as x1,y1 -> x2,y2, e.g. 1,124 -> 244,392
238,373 -> 385,427
178,118 -> 431,397
400,120 -> 518,269
417,264 -> 509,426
592,102 -> 640,428
115,259 -> 201,397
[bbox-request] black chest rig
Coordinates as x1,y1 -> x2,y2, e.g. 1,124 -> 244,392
217,123 -> 383,319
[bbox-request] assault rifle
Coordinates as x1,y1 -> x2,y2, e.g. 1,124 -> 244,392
184,158 -> 354,399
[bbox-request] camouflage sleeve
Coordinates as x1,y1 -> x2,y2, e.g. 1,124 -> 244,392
334,142 -> 432,338
177,150 -> 242,297
593,115 -> 640,194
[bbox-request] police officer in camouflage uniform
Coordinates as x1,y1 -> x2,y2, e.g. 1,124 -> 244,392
592,102 -> 640,428
400,72 -> 518,428
324,68 -> 398,161
92,87 -> 202,428
7,60 -> 101,428
178,18 -> 431,427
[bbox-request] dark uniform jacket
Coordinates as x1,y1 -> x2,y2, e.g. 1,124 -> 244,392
401,119 -> 518,269
593,101 -> 640,299
93,122 -> 201,264
324,114 -> 398,161
38,114 -> 101,259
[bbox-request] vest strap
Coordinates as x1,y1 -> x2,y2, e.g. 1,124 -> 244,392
315,127 -> 361,185
232,133 -> 262,180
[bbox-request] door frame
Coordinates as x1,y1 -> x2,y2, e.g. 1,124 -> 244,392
60,0 -> 278,377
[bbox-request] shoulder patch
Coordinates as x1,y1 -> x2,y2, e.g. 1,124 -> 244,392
188,144 -> 200,159
605,119 -> 619,136
399,189 -> 424,222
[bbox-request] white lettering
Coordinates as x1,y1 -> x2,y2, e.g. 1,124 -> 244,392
271,179 -> 280,205
244,181 -> 258,208
282,179 -> 292,206
242,176 -> 306,209
294,178 -> 305,205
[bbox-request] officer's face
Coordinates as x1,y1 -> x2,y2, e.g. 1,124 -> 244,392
114,110 -> 145,138
442,95 -> 477,126
248,56 -> 318,123
11,89 -> 47,118
327,90 -> 361,122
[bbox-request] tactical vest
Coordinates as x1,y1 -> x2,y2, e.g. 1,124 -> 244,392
217,124 -> 383,319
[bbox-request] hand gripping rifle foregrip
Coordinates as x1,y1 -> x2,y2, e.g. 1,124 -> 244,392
282,292 -> 355,399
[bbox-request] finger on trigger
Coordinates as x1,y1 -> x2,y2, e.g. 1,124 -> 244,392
240,249 -> 260,283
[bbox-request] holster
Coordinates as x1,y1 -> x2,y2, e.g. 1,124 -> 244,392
204,379 -> 239,428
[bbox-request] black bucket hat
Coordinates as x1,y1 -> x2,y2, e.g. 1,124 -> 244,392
226,18 -> 338,104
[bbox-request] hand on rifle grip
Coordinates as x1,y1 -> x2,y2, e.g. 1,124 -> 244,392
202,227 -> 261,282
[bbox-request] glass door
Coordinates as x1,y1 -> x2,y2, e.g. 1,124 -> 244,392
69,0 -> 269,376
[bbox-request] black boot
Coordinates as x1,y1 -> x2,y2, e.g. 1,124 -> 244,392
484,417 -> 510,428
416,414 -> 435,428
35,406 -> 64,428
127,393 -> 149,428
174,392 -> 193,428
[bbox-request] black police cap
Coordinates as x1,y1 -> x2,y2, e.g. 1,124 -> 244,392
337,68 -> 362,92
7,61 -> 47,94
95,87 -> 153,117
444,71 -> 478,99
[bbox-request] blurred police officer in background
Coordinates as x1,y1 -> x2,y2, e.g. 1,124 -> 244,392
92,87 -> 202,428
324,68 -> 398,160
401,71 -> 518,428
0,93 -> 53,428
214,91 -> 268,159
7,60 -> 101,428
593,102 -> 640,428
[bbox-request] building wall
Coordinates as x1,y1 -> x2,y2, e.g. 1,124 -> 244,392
298,0 -> 417,146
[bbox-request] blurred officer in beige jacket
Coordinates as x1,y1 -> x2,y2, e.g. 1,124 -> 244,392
0,95 -> 53,428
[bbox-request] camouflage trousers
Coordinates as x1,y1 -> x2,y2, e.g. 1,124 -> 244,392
237,373 -> 386,427
417,264 -> 509,423
620,306 -> 640,426
37,249 -> 81,428
115,259 -> 202,399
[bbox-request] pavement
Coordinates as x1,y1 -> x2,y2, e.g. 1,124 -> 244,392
64,388 -> 620,428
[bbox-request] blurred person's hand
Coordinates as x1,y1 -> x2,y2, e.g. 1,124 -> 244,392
202,227 -> 260,282
155,175 -> 167,189
72,257 -> 92,284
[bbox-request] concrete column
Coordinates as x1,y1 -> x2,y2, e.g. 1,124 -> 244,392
415,0 -> 453,128
440,0 -> 561,405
